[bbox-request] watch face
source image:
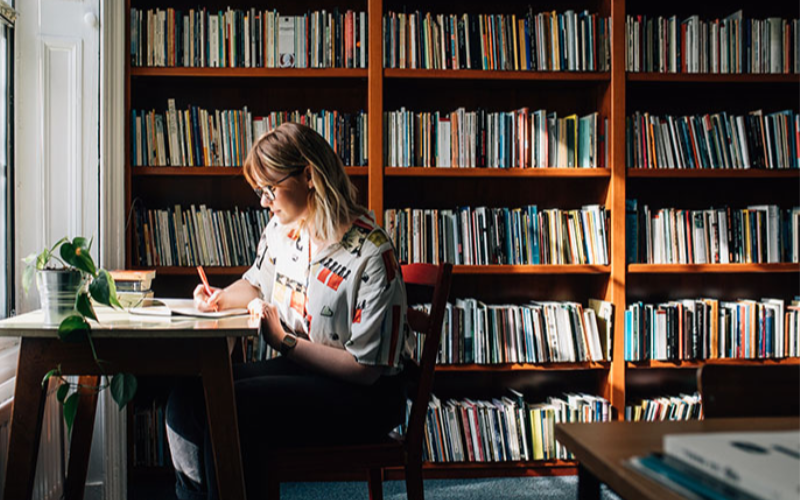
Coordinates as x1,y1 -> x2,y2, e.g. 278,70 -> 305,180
283,334 -> 297,348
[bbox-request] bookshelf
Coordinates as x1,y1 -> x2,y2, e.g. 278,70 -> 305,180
123,0 -> 800,486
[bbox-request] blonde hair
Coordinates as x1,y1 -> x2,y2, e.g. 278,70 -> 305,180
243,122 -> 366,243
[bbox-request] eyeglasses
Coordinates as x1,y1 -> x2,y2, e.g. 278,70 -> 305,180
254,168 -> 305,201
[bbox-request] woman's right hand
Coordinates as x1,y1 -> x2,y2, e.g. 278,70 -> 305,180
193,284 -> 224,312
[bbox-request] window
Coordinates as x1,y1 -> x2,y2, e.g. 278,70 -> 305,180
0,0 -> 15,408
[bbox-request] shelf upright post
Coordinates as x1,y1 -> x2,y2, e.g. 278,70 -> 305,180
368,0 -> 384,225
608,0 -> 627,419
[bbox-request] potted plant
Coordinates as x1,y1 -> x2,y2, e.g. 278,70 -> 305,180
22,236 -> 137,434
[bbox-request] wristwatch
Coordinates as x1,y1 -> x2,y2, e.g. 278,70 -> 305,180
279,333 -> 298,356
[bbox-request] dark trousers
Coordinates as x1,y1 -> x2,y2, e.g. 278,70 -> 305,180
165,356 -> 407,500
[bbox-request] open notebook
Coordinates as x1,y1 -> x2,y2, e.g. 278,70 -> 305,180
128,298 -> 248,318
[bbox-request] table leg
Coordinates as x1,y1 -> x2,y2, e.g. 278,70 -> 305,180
63,375 -> 100,500
4,339 -> 49,500
201,338 -> 246,500
578,463 -> 601,500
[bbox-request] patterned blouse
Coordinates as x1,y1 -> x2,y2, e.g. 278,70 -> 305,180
243,213 -> 411,374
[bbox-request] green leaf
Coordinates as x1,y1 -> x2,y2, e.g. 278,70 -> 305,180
48,236 -> 68,254
60,241 -> 96,276
36,249 -> 51,270
58,315 -> 90,343
73,237 -> 91,250
63,393 -> 79,437
75,292 -> 98,322
41,367 -> 61,388
89,270 -> 122,309
56,383 -> 70,404
110,373 -> 137,409
22,263 -> 35,294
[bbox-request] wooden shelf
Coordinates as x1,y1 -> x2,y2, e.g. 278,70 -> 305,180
453,265 -> 610,275
136,266 -> 250,276
133,166 -> 243,176
627,169 -> 800,179
132,166 -> 369,176
628,263 -> 799,274
385,460 -> 578,480
627,73 -> 800,84
125,1 -> 800,483
385,167 -> 611,178
130,67 -> 368,78
627,358 -> 800,369
385,68 -> 610,81
437,362 -> 610,372
142,265 -> 611,276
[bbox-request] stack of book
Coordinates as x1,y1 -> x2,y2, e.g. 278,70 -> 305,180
628,430 -> 800,500
110,270 -> 156,308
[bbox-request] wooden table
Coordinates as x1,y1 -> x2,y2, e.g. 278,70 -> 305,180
0,308 -> 259,500
555,417 -> 800,500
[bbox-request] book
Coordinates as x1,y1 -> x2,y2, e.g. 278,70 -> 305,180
128,298 -> 247,318
110,269 -> 156,292
664,430 -> 800,500
627,453 -> 760,500
278,16 -> 296,68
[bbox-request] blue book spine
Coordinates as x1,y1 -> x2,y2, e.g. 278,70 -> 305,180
626,199 -> 639,263
503,208 -> 513,265
524,18 -> 532,70
529,205 -> 540,264
624,309 -> 632,361
764,308 -> 773,358
132,109 -> 138,166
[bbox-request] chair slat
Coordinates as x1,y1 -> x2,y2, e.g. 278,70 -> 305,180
406,309 -> 430,333
401,263 -> 441,287
699,364 -> 800,418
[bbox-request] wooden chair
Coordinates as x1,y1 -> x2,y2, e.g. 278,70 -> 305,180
698,364 -> 800,418
263,262 -> 453,500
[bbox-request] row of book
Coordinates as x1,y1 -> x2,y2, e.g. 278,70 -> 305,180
626,12 -> 800,74
132,102 -> 368,168
132,205 -> 271,268
132,401 -> 169,467
625,393 -> 703,422
384,205 -> 610,266
384,108 -> 607,169
414,391 -> 611,463
411,299 -> 613,365
626,110 -> 800,170
130,8 -> 367,68
383,10 -> 610,72
626,202 -> 800,265
624,297 -> 800,362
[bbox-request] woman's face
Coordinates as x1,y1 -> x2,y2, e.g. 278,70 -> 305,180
256,166 -> 313,225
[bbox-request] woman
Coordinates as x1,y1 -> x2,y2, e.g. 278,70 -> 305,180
166,123 -> 411,500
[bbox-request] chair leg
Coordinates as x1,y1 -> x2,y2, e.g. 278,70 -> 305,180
405,458 -> 424,500
368,468 -> 384,500
267,476 -> 280,500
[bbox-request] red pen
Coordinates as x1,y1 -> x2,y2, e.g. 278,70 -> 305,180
197,266 -> 213,297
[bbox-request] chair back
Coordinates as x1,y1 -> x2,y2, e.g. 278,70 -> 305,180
698,364 -> 800,418
400,263 -> 453,461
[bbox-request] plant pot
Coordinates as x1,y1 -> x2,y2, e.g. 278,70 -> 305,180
36,269 -> 83,326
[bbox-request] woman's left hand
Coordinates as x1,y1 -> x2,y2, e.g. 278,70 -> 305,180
247,298 -> 284,349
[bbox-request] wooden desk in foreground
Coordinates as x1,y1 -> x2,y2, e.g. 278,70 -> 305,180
0,308 -> 259,500
555,417 -> 800,500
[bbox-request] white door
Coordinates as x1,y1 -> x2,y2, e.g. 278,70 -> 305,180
16,1 -> 109,499
16,0 -> 100,314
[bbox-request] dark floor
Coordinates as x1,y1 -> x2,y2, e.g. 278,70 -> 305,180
131,474 -> 622,500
